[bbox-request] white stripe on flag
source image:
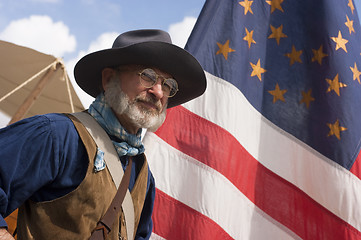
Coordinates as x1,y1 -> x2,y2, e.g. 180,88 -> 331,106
150,232 -> 166,240
144,133 -> 301,239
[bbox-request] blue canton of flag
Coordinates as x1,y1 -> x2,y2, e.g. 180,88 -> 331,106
186,0 -> 361,170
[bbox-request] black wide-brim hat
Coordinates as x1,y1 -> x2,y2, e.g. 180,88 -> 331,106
74,29 -> 207,108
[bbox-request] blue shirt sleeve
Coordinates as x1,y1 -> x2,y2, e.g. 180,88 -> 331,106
0,114 -> 87,220
0,216 -> 7,228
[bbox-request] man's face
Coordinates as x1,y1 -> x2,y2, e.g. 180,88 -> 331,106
104,65 -> 170,132
118,66 -> 170,113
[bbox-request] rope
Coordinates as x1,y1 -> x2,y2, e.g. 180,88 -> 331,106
0,59 -> 59,103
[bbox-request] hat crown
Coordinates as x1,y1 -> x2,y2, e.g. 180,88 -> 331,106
112,29 -> 172,49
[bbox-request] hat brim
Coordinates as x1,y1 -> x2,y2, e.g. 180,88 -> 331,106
74,41 -> 206,108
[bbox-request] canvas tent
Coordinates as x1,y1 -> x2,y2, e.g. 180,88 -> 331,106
0,40 -> 84,235
0,40 -> 84,125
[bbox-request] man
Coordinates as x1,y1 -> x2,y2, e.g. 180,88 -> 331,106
0,29 -> 206,239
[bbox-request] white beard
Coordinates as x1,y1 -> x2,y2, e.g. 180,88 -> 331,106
104,76 -> 167,132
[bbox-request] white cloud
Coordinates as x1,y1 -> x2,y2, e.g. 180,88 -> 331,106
0,15 -> 76,57
168,16 -> 197,48
84,32 -> 119,54
65,32 -> 119,108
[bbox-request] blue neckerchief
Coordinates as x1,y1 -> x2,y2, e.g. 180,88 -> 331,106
88,93 -> 145,171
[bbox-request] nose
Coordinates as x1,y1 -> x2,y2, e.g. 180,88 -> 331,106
148,81 -> 164,100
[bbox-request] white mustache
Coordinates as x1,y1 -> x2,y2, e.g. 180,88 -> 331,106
134,95 -> 163,112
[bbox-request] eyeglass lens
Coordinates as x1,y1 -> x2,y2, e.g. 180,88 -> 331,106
139,68 -> 178,97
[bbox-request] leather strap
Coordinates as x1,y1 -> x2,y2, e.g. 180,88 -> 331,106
70,112 -> 134,240
89,158 -> 133,240
71,112 -> 124,188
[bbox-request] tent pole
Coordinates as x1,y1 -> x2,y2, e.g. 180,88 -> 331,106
63,65 -> 75,112
8,63 -> 59,125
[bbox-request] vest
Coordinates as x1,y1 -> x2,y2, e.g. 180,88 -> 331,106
17,114 -> 148,240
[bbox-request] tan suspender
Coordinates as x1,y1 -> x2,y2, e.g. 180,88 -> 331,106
70,112 -> 135,240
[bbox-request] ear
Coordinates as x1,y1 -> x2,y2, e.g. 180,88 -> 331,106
101,68 -> 115,91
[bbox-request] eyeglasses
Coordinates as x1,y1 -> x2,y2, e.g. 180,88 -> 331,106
138,68 -> 178,97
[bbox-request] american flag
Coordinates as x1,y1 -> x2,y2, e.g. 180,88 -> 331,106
144,0 -> 361,239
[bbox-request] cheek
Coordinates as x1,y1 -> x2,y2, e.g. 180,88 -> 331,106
120,80 -> 143,99
160,96 -> 169,108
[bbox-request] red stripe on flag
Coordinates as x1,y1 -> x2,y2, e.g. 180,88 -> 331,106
350,150 -> 361,180
152,189 -> 233,240
155,106 -> 361,240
